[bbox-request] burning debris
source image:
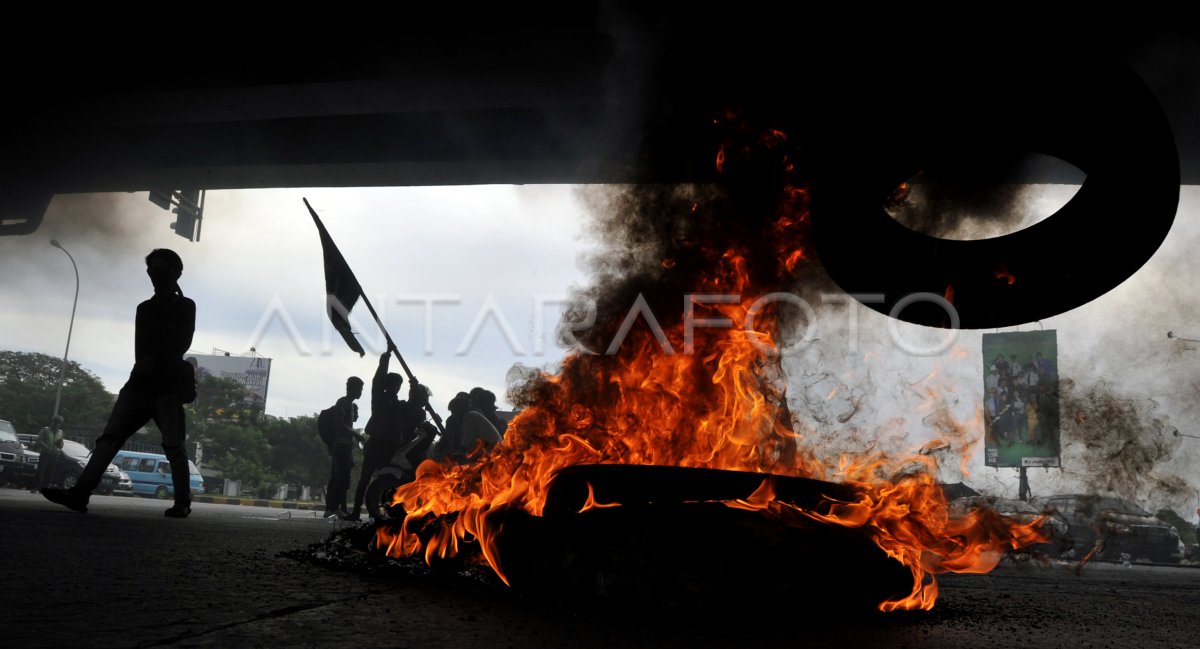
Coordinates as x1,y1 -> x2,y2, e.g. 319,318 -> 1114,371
280,522 -> 504,590
358,119 -> 1043,612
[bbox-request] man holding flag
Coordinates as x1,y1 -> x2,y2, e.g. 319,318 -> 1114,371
347,348 -> 428,519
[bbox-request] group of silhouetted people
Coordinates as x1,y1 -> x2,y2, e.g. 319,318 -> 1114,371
320,350 -> 507,520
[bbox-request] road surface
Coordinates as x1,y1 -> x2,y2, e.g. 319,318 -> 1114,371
1,489 -> 1197,648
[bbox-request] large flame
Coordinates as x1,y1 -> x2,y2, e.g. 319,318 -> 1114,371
376,123 -> 1043,611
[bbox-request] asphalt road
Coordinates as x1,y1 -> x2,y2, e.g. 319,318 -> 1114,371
2,488 -> 1198,648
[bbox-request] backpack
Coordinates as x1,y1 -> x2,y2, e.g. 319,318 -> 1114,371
175,359 -> 197,404
317,406 -> 339,446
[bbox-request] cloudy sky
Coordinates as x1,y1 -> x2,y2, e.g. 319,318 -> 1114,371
0,186 -> 594,422
2,184 -> 1198,515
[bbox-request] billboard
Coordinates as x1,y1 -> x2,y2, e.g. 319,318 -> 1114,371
982,331 -> 1060,468
185,353 -> 272,411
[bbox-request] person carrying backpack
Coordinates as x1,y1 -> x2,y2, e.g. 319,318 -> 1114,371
320,376 -> 363,519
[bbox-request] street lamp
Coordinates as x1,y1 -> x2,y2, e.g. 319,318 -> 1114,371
49,239 -> 79,419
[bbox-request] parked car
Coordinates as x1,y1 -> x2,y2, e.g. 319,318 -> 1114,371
949,495 -> 1070,557
53,439 -> 121,495
10,433 -> 47,490
1032,494 -> 1185,563
113,469 -> 134,495
14,443 -> 40,489
0,420 -> 39,489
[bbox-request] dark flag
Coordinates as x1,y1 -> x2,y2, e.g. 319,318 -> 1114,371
305,198 -> 366,357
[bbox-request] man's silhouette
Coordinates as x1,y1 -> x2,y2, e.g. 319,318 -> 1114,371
348,349 -> 425,519
43,248 -> 197,517
324,376 -> 363,518
468,387 -> 508,437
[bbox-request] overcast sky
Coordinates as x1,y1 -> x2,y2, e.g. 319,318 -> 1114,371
0,186 -> 594,423
2,184 -> 1198,515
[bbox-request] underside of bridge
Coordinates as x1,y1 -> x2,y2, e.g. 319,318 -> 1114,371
2,6 -> 1198,233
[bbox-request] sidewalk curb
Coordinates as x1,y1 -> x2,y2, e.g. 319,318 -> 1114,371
193,495 -> 324,511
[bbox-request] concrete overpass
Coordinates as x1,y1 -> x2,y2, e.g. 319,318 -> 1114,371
4,8 -> 1197,218
2,7 -> 1195,329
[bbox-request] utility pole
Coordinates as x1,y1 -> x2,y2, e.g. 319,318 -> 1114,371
49,239 -> 79,419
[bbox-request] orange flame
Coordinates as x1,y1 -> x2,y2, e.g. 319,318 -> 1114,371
375,126 -> 1044,611
885,182 -> 912,211
1074,542 -> 1102,576
578,482 -> 622,513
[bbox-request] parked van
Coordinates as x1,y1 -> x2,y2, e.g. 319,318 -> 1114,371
113,450 -> 205,499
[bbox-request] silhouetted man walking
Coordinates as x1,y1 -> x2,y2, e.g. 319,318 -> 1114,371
43,248 -> 197,517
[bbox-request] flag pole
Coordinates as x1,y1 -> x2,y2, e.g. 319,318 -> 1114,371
358,290 -> 446,434
305,198 -> 445,434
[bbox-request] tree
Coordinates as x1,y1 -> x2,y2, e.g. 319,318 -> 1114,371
201,421 -> 281,497
0,350 -> 115,436
262,414 -> 328,489
182,374 -> 262,459
191,396 -> 337,499
183,376 -> 332,499
189,375 -> 262,429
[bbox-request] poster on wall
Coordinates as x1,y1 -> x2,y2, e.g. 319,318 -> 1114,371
982,330 -> 1059,468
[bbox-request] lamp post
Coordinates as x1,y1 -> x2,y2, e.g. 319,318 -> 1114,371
49,239 -> 79,419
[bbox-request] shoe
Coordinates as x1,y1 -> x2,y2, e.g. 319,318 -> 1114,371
43,487 -> 88,513
164,503 -> 191,518
321,510 -> 339,519
340,508 -> 361,521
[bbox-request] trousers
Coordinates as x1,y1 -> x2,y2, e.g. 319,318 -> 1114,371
36,451 -> 60,489
352,441 -> 395,511
77,387 -> 191,503
326,443 -> 353,512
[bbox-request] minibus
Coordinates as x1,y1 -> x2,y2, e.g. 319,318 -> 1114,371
114,450 -> 205,499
